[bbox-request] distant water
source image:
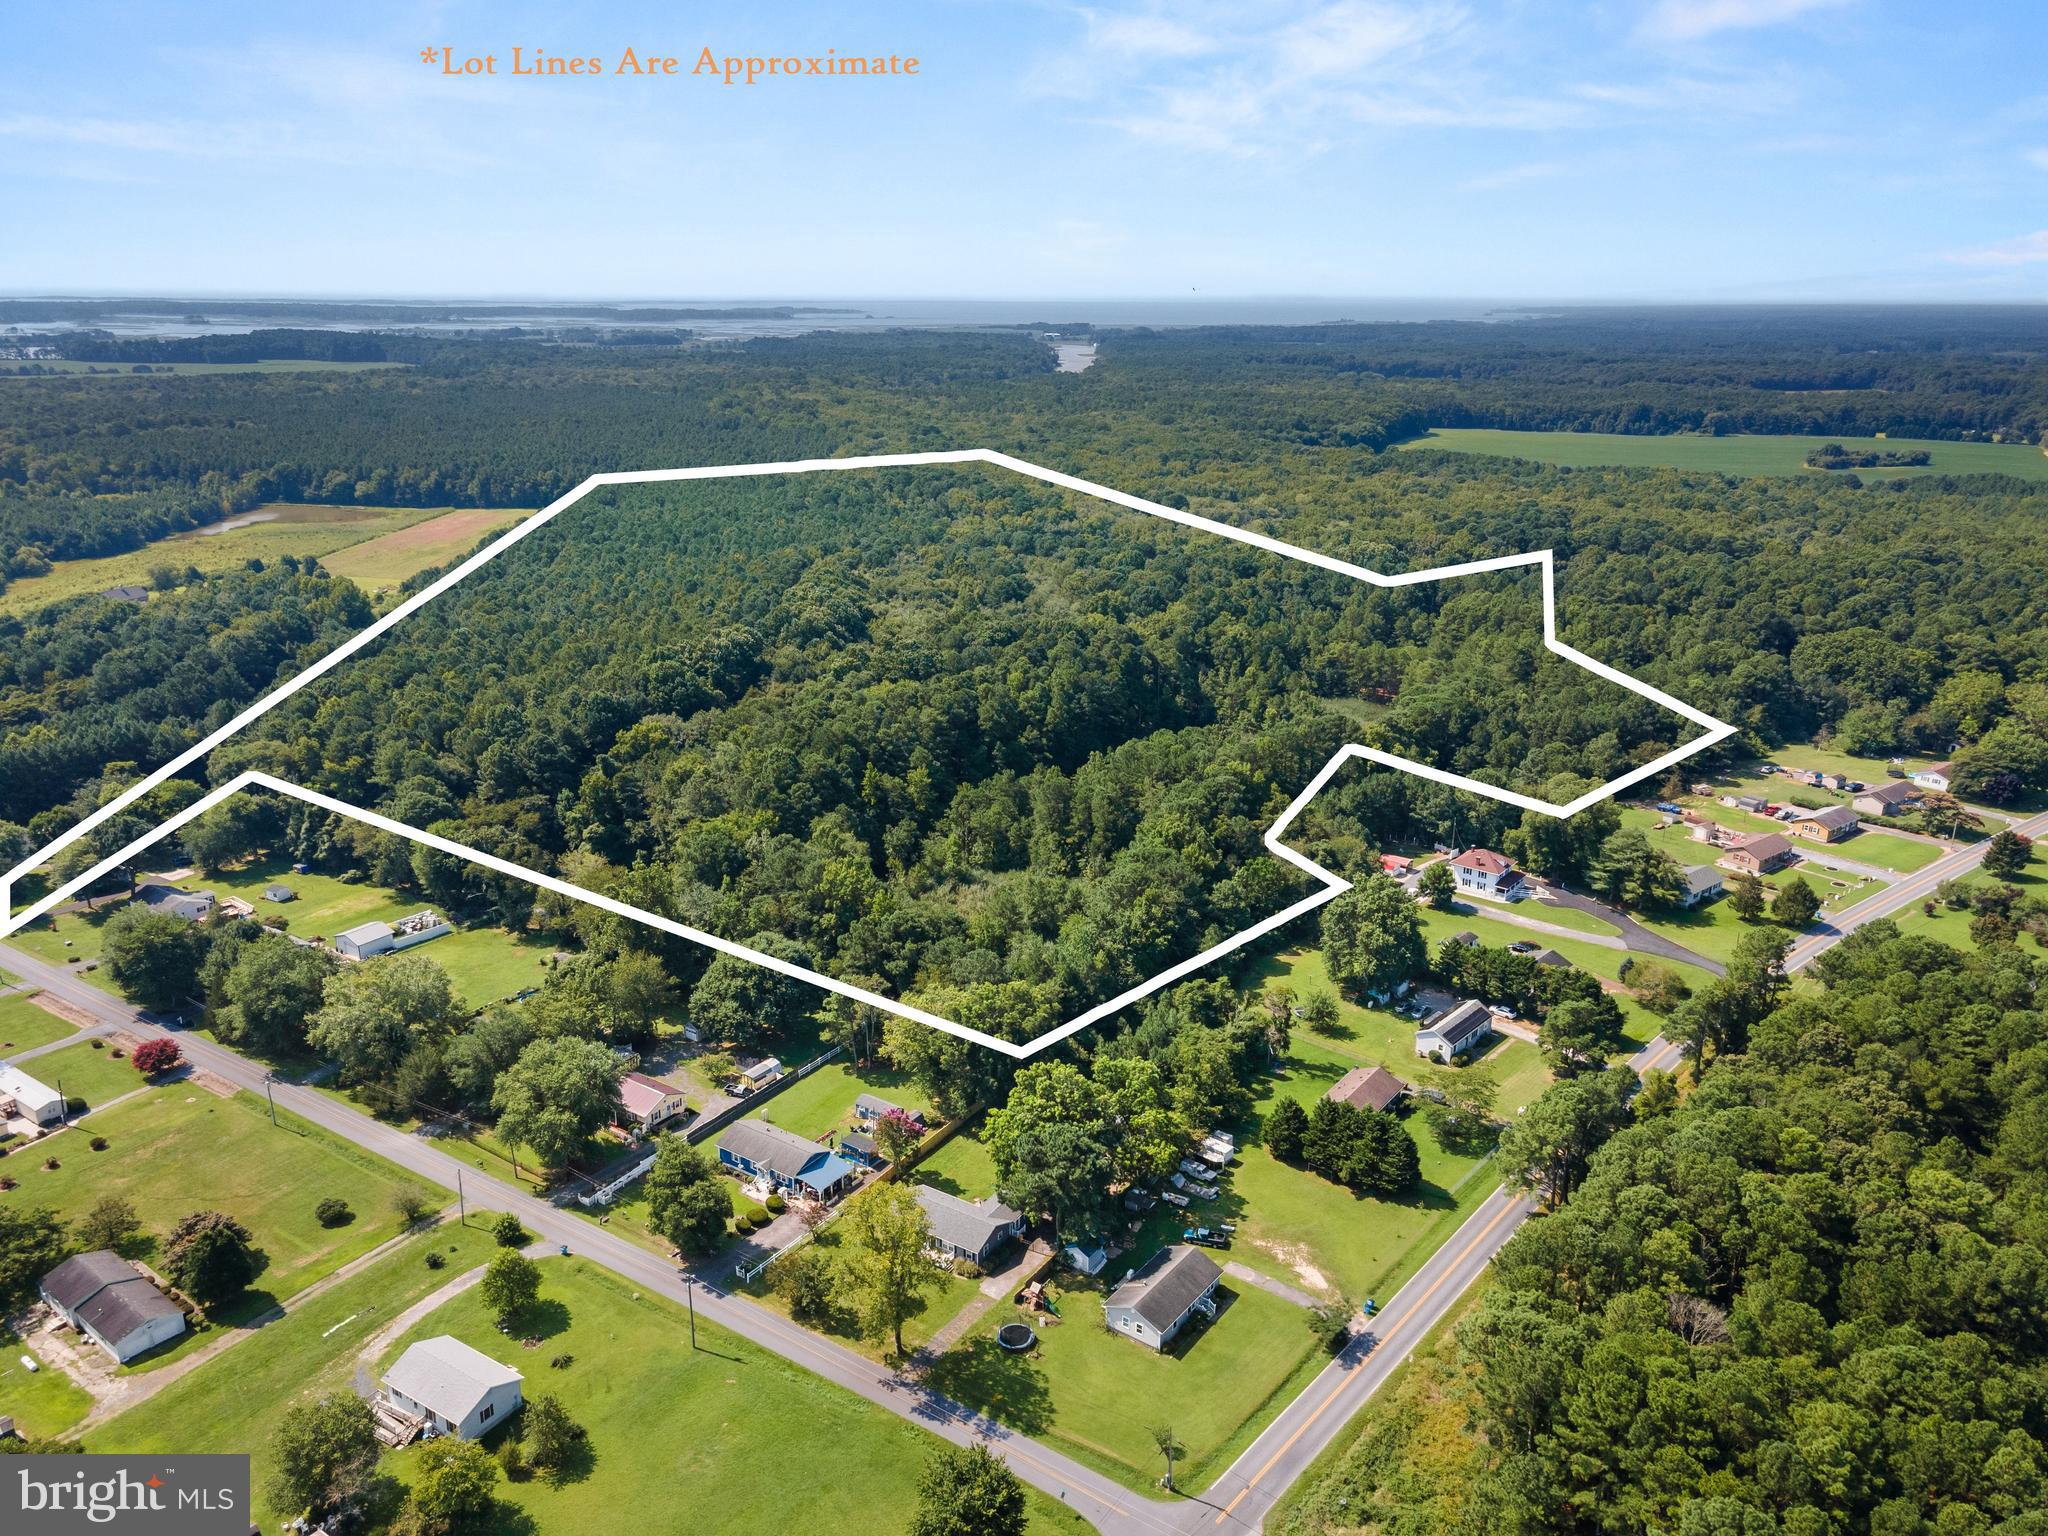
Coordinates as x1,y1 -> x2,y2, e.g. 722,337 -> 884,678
3,296 -> 1537,341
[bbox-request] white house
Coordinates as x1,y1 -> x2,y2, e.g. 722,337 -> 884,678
134,883 -> 214,922
380,1336 -> 524,1440
1448,848 -> 1526,902
333,909 -> 450,960
1678,866 -> 1725,908
1104,1245 -> 1222,1351
1415,999 -> 1494,1063
0,1062 -> 63,1127
40,1251 -> 186,1363
1911,762 -> 1954,792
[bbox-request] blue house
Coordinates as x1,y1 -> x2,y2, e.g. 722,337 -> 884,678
717,1119 -> 860,1202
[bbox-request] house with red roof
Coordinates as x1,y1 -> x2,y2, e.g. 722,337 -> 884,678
615,1072 -> 690,1135
1448,847 -> 1526,902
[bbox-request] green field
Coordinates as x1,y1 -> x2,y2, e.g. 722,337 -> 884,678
910,1123 -> 1000,1200
31,1038 -> 147,1110
739,1218 -> 988,1363
0,1327 -> 95,1441
379,1257 -> 1090,1536
0,990 -> 81,1053
178,855 -> 555,1008
927,1264 -> 1321,1494
0,1088 -> 444,1328
1889,839 -> 2048,958
7,910 -> 114,987
1398,428 -> 2048,481
0,503 -> 523,616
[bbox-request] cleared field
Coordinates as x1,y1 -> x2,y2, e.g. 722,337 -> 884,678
750,1059 -> 934,1143
320,508 -> 522,591
0,989 -> 81,1052
0,502 -> 527,616
377,1257 -> 1092,1535
31,1038 -> 144,1109
1398,428 -> 2048,481
0,1087 -> 443,1327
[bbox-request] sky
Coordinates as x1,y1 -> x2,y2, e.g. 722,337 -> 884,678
2,0 -> 2044,302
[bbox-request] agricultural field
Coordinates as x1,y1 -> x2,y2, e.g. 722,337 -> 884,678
0,1087 -> 444,1334
377,1257 -> 1092,1535
0,988 -> 82,1052
1398,428 -> 2048,481
927,1263 -> 1322,1495
0,502 -> 523,616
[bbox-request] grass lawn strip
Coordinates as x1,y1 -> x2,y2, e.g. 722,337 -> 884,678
0,1327 -> 95,1440
30,1038 -> 143,1109
0,990 -> 83,1053
1397,428 -> 2048,482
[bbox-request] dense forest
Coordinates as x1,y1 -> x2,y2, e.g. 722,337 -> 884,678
1283,921 -> 2048,1536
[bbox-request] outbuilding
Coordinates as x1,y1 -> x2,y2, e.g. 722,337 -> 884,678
40,1251 -> 186,1364
0,1062 -> 63,1127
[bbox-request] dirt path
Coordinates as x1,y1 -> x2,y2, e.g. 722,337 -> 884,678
349,1259 -> 490,1397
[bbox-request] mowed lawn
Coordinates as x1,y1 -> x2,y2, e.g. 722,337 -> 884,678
89,1223 -> 499,1523
0,1088 -> 444,1320
738,1220 -> 988,1364
928,1271 -> 1321,1494
0,1327 -> 94,1440
911,1123 -> 1001,1200
32,1038 -> 148,1109
1890,840 -> 2048,958
1398,428 -> 2048,482
750,1059 -> 934,1143
0,989 -> 82,1052
185,855 -> 556,1007
7,909 -> 116,991
380,1257 -> 1092,1535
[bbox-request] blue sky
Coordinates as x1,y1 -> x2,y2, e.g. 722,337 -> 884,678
2,0 -> 2043,300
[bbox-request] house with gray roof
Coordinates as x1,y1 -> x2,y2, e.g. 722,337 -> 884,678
40,1251 -> 186,1363
135,883 -> 214,922
1104,1245 -> 1222,1351
914,1185 -> 1025,1266
717,1118 -> 860,1201
1679,865 -> 1725,907
380,1335 -> 523,1440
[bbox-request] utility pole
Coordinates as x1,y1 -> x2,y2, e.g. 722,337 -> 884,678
263,1074 -> 278,1126
684,1276 -> 697,1349
457,1169 -> 467,1226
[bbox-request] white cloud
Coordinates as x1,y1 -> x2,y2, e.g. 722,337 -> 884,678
1948,230 -> 2048,266
2027,147 -> 2048,170
1459,158 -> 1571,191
1081,9 -> 1222,58
1638,0 -> 1857,43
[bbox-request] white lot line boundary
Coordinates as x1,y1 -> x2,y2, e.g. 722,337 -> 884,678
0,449 -> 1735,1057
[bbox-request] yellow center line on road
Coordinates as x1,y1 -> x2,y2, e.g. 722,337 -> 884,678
1211,1193 -> 1524,1526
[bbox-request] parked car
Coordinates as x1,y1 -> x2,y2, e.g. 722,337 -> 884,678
1486,1003 -> 1517,1019
1507,941 -> 1536,954
1189,1184 -> 1219,1202
1183,1226 -> 1229,1248
1161,1190 -> 1190,1208
1178,1159 -> 1217,1183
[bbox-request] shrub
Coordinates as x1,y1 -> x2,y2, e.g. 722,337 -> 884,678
110,1048 -> 124,1059
765,1193 -> 787,1214
496,1439 -> 525,1480
63,1097 -> 87,1117
424,1250 -> 447,1270
44,1156 -> 60,1170
392,1188 -> 435,1228
90,1038 -> 105,1050
89,1137 -> 109,1152
0,1175 -> 15,1190
492,1212 -> 528,1247
314,1197 -> 353,1228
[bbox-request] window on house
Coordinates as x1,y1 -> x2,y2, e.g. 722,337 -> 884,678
480,1404 -> 494,1423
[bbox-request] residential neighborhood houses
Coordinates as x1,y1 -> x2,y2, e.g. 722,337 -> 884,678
615,1071 -> 691,1136
1854,779 -> 1923,817
716,1117 -> 861,1203
1788,804 -> 1861,843
1718,831 -> 1797,875
914,1185 -> 1026,1268
1416,998 -> 1496,1063
1448,846 -> 1527,901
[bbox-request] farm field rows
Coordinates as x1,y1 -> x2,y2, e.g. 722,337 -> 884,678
0,502 -> 524,615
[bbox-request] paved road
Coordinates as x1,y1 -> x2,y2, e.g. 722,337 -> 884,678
1533,887 -> 1725,976
1,940 -> 1539,1535
1631,805 -> 2048,1079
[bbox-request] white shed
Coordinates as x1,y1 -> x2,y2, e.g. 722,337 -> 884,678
380,1336 -> 524,1440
